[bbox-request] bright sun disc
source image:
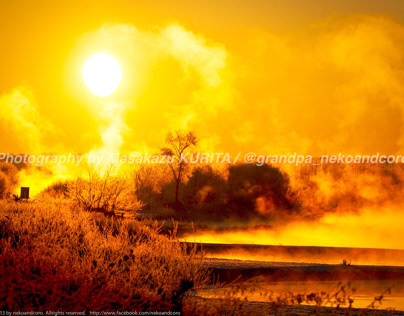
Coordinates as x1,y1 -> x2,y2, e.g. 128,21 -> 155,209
82,53 -> 122,97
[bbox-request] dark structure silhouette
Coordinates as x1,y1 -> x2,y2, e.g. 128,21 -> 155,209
20,187 -> 29,199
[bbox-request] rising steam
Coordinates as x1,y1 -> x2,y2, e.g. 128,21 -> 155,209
0,16 -> 404,250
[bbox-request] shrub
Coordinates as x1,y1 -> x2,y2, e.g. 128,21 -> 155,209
40,180 -> 71,198
0,163 -> 18,199
0,173 -> 9,199
133,164 -> 169,211
182,166 -> 229,220
69,166 -> 142,214
227,164 -> 294,219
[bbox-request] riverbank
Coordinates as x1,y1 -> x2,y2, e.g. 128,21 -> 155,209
204,258 -> 404,283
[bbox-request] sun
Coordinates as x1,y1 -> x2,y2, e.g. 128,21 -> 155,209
82,53 -> 122,97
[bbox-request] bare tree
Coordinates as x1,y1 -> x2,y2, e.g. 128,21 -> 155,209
69,165 -> 143,216
161,130 -> 198,206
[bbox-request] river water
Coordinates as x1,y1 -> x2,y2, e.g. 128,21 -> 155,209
197,280 -> 404,310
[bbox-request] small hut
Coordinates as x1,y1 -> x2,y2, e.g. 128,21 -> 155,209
20,187 -> 29,199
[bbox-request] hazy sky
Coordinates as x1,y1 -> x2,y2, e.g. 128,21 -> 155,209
1,0 -> 404,156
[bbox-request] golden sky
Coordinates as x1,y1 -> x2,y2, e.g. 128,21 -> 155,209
1,0 -> 404,156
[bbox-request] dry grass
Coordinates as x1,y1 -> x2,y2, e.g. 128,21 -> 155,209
0,197 -> 210,311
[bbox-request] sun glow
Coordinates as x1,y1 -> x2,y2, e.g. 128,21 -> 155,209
82,53 -> 122,97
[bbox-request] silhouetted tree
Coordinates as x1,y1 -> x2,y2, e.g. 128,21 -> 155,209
227,163 -> 293,218
161,130 -> 198,206
183,165 -> 229,219
184,166 -> 227,203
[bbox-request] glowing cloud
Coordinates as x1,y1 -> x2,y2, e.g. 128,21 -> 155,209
0,88 -> 53,154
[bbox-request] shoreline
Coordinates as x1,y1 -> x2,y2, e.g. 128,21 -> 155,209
204,257 -> 404,283
191,297 -> 404,316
